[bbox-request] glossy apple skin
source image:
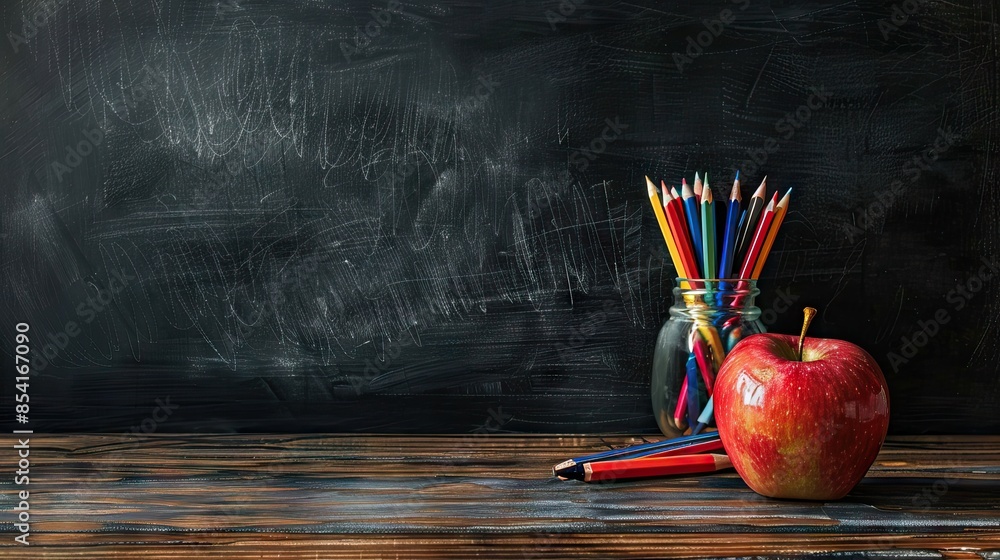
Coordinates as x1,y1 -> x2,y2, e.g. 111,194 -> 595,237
714,333 -> 889,500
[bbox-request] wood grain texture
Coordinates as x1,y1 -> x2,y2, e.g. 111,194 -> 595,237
1,434 -> 998,558
1,0 -> 998,435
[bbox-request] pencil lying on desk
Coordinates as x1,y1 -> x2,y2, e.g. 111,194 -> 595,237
554,435 -> 724,479
552,431 -> 721,475
568,454 -> 732,483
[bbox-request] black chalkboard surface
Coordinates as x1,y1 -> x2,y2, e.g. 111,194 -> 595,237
1,0 -> 997,434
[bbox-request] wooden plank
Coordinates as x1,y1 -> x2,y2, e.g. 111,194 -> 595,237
1,435 -> 998,558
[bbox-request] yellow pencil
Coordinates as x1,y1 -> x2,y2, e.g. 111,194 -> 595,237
751,188 -> 792,279
646,176 -> 689,278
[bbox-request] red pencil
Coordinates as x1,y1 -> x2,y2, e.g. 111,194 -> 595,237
582,453 -> 732,482
693,337 -> 716,394
736,193 -> 778,280
674,376 -> 689,429
662,181 -> 701,279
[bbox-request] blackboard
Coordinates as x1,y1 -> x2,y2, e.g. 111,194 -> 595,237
1,0 -> 997,434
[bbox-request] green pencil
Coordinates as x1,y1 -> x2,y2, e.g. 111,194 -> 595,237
701,186 -> 717,280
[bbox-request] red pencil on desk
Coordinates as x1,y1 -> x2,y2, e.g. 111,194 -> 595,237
580,453 -> 732,483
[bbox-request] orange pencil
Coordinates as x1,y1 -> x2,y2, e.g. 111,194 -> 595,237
645,176 -> 689,278
580,453 -> 732,482
737,193 -> 778,280
751,189 -> 792,279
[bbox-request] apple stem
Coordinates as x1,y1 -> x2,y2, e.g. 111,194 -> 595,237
797,307 -> 817,361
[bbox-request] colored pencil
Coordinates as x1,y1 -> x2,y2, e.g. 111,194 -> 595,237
736,193 -> 777,280
635,437 -> 724,460
750,188 -> 792,279
663,181 -> 701,279
646,177 -> 689,278
551,431 -> 723,474
698,325 -> 725,369
719,173 -> 742,279
734,178 -> 767,275
693,337 -> 716,394
691,396 -> 715,435
554,436 -> 725,480
640,172 -> 791,436
674,376 -> 689,429
685,352 -> 700,426
681,179 -> 703,269
577,453 -> 732,483
700,186 -> 717,280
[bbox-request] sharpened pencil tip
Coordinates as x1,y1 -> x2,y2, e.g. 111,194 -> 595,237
778,188 -> 792,207
734,170 -> 739,180
645,176 -> 658,197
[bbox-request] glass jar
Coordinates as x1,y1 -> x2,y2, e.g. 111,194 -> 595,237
651,279 -> 765,438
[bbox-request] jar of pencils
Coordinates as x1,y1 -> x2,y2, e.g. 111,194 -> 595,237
651,278 -> 765,438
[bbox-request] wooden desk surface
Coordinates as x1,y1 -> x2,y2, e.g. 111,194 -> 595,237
1,434 -> 998,558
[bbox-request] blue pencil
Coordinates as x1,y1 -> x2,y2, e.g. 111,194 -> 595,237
718,173 -> 743,279
685,352 -> 700,427
681,179 -> 702,272
691,396 -> 715,435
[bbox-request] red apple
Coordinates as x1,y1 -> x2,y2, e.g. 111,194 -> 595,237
714,308 -> 890,500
